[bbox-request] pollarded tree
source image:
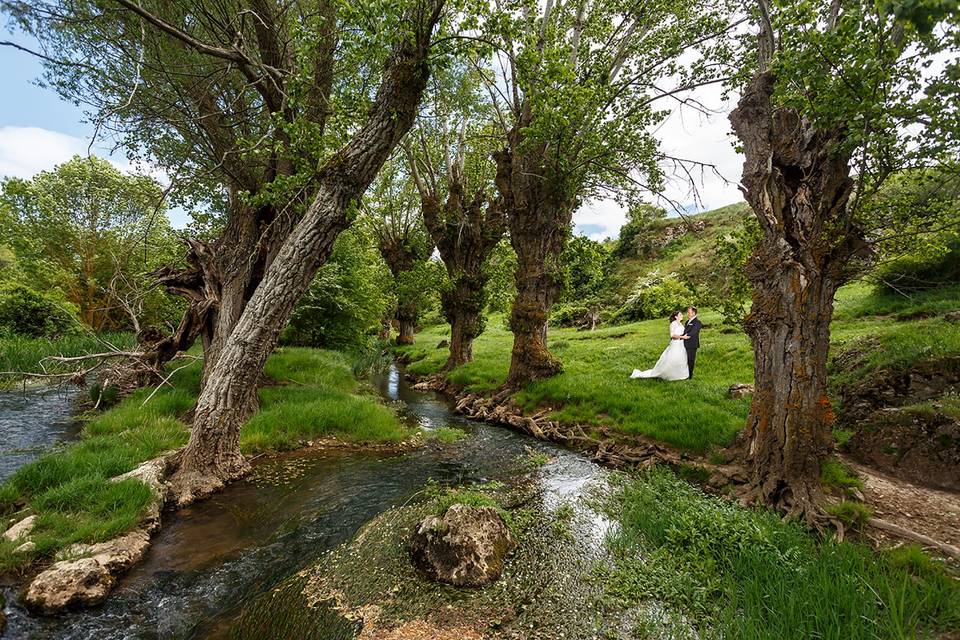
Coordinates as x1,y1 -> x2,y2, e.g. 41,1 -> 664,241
367,161 -> 436,345
478,0 -> 739,387
404,69 -> 506,369
728,0 -> 959,522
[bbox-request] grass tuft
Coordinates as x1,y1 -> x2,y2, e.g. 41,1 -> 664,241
820,459 -> 864,493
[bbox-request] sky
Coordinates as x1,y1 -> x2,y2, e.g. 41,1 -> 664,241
0,27 -> 745,238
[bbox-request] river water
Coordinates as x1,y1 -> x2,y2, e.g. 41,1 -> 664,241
1,366 -> 611,639
0,386 -> 81,484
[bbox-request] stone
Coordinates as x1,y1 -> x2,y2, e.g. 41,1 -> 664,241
3,514 -> 36,542
14,541 -> 36,554
945,310 -> 960,323
437,339 -> 450,349
26,529 -> 151,614
728,383 -> 754,399
408,504 -> 515,587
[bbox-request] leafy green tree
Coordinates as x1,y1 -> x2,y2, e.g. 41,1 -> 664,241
560,235 -> 611,302
614,204 -> 668,259
11,0 -> 451,492
485,240 -> 518,314
0,155 -> 179,331
405,65 -> 507,368
475,0 -> 737,386
728,0 -> 960,521
282,225 -> 393,350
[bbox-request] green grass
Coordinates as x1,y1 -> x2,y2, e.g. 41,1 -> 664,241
425,426 -> 467,443
599,467 -> 960,640
0,332 -> 135,387
820,458 -> 864,494
397,281 -> 960,456
0,346 -> 411,573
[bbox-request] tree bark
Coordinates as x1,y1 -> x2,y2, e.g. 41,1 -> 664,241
494,139 -> 575,388
729,71 -> 870,523
396,313 -> 417,345
416,167 -> 505,371
169,0 -> 445,503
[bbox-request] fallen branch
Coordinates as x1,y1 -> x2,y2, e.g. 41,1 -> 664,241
868,517 -> 960,560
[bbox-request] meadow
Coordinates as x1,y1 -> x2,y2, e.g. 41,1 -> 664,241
397,281 -> 960,455
0,347 -> 411,573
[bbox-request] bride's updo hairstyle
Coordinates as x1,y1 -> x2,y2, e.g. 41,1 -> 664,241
669,311 -> 682,323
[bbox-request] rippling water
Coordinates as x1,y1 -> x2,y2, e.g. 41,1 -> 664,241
2,365 -> 610,639
0,385 -> 81,484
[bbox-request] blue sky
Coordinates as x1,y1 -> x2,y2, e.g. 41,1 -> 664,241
1,24 -> 743,237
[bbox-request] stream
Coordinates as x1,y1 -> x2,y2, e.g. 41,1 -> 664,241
0,386 -> 81,484
1,365 -> 612,639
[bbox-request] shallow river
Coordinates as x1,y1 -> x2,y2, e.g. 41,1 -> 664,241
1,365 -> 609,639
0,386 -> 81,484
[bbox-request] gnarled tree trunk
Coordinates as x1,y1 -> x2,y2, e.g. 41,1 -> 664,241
396,312 -> 417,345
494,140 -> 575,388
729,71 -> 869,523
416,167 -> 505,371
169,0 -> 444,503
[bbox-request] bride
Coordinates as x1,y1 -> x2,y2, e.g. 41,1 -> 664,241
630,311 -> 689,381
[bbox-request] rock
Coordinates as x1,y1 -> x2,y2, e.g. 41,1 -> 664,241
3,514 -> 36,542
408,504 -> 514,587
26,529 -> 151,614
110,455 -> 171,532
728,383 -> 754,399
437,339 -> 450,349
945,310 -> 960,323
14,541 -> 36,554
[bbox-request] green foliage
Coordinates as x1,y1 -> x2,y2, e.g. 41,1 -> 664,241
826,500 -> 873,527
618,272 -> 693,322
0,156 -> 181,332
485,240 -> 518,314
426,427 -> 468,443
600,467 -> 960,639
0,332 -> 134,385
614,204 -> 669,259
283,225 -> 393,351
709,216 -> 760,326
0,346 -> 411,571
560,235 -> 612,302
0,283 -> 80,338
820,459 -> 864,493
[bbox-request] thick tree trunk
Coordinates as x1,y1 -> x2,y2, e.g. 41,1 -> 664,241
446,309 -> 478,369
729,71 -> 869,523
396,314 -> 417,345
493,144 -> 574,388
169,0 -> 444,503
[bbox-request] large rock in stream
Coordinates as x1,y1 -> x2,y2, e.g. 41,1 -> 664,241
408,504 -> 515,587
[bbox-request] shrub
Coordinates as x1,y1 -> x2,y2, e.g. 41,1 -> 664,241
617,271 -> 693,322
0,283 -> 80,337
873,234 -> 960,294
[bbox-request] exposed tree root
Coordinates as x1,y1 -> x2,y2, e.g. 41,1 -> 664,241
166,456 -> 251,508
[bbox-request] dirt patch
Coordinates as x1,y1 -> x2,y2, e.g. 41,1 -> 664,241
845,407 -> 960,491
845,459 -> 960,551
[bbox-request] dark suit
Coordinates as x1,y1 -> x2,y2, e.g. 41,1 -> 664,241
683,317 -> 701,379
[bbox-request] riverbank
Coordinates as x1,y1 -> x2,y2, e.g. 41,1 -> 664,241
396,282 -> 960,458
0,333 -> 135,389
0,347 -> 418,580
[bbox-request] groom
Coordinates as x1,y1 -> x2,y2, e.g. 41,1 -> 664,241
681,306 -> 701,379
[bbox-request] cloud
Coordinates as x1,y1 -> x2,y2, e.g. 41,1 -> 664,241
0,126 -> 91,179
573,84 -> 746,240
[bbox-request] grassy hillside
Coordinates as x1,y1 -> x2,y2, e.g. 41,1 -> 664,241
613,202 -> 751,294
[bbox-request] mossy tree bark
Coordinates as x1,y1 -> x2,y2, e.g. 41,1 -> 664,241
729,71 -> 870,523
412,160 -> 506,370
494,124 -> 576,388
171,0 -> 445,501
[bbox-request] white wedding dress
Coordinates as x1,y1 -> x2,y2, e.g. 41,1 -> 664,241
630,320 -> 689,381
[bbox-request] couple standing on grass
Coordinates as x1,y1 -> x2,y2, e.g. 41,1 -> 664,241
630,306 -> 701,381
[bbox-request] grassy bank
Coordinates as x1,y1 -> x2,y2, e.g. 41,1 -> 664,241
0,347 -> 412,573
397,282 -> 960,455
0,332 -> 135,387
599,467 -> 960,639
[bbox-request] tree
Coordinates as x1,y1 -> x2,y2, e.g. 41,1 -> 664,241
476,0 -> 738,387
614,203 -> 667,259
728,0 -> 959,522
367,161 -> 436,345
10,0 -> 450,499
282,224 -> 394,350
0,155 -> 178,331
405,67 -> 507,368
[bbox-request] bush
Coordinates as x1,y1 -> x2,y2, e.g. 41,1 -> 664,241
617,271 -> 692,322
0,283 -> 79,337
873,234 -> 960,294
